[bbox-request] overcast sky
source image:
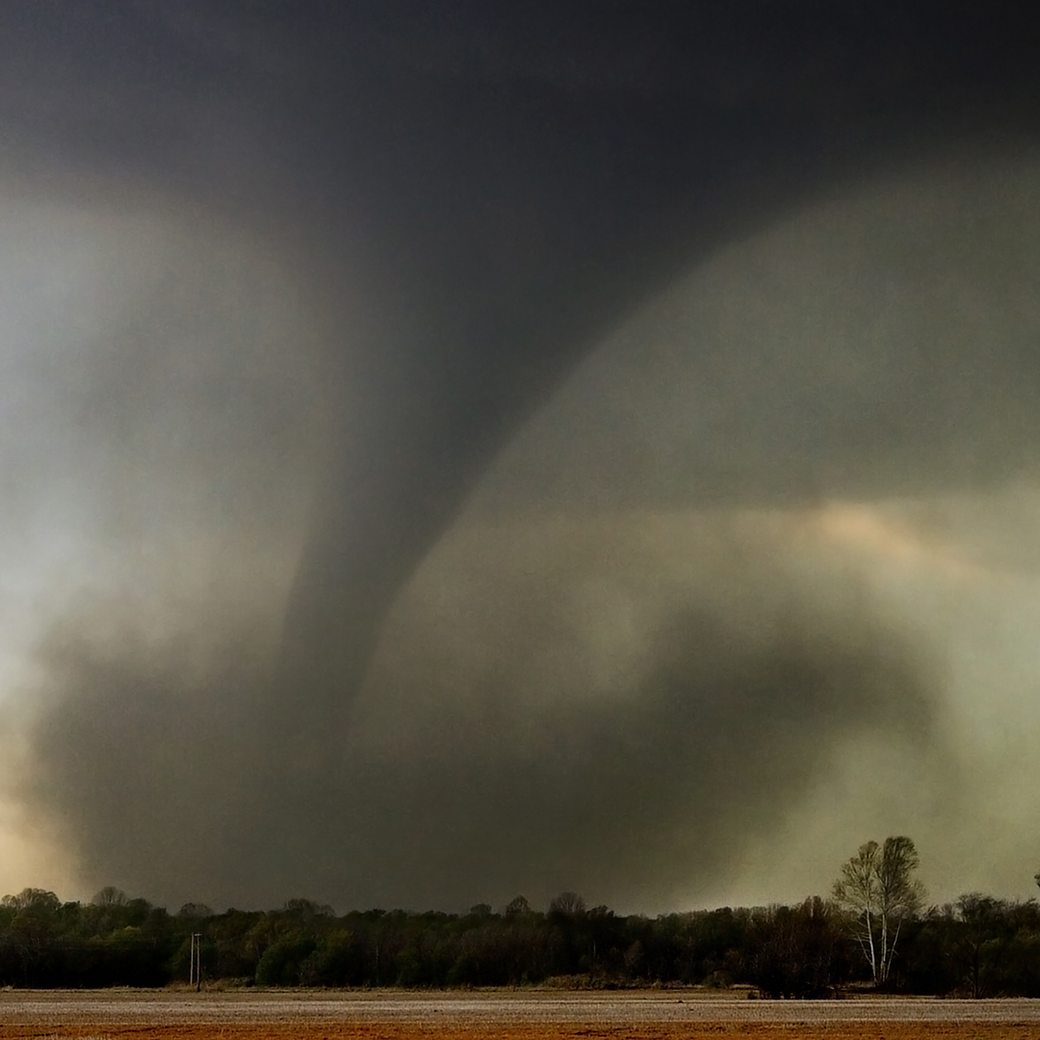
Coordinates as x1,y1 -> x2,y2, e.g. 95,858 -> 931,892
1,2 -> 1039,913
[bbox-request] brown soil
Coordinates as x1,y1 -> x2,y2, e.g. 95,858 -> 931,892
3,992 -> 1039,1040
4,1025 -> 1040,1040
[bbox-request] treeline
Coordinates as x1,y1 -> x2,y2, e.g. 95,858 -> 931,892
3,886 -> 1040,995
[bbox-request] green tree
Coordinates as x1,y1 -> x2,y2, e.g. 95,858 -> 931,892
255,934 -> 316,985
833,836 -> 925,987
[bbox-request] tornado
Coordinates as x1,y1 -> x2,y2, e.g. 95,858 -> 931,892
3,2 -> 1040,911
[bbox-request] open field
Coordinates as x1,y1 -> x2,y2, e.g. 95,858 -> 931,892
3,991 -> 1040,1040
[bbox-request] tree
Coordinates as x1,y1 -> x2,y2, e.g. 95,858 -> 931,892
744,899 -> 848,998
833,836 -> 925,987
503,895 -> 531,916
177,902 -> 213,919
548,891 -> 586,917
282,897 -> 334,921
1,888 -> 60,913
91,886 -> 128,907
953,893 -> 1006,997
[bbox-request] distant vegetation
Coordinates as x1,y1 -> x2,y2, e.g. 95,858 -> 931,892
2,840 -> 1039,995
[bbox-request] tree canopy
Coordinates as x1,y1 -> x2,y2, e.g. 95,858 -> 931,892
833,836 -> 925,986
2,851 -> 1039,995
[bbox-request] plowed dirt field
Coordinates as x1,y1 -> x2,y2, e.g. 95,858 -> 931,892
3,991 -> 1039,1039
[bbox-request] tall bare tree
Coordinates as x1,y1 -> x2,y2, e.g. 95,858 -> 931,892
833,836 -> 925,986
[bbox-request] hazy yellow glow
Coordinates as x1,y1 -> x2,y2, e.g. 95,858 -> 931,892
812,502 -> 982,581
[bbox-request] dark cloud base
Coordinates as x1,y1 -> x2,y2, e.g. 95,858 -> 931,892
25,525 -> 943,912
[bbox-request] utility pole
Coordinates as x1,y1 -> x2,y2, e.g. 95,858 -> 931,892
189,932 -> 202,991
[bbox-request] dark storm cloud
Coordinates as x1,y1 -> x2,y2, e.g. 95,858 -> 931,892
5,3 -> 1040,908
27,518 -> 943,910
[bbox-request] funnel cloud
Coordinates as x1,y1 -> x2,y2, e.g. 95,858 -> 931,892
2,3 -> 1040,912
